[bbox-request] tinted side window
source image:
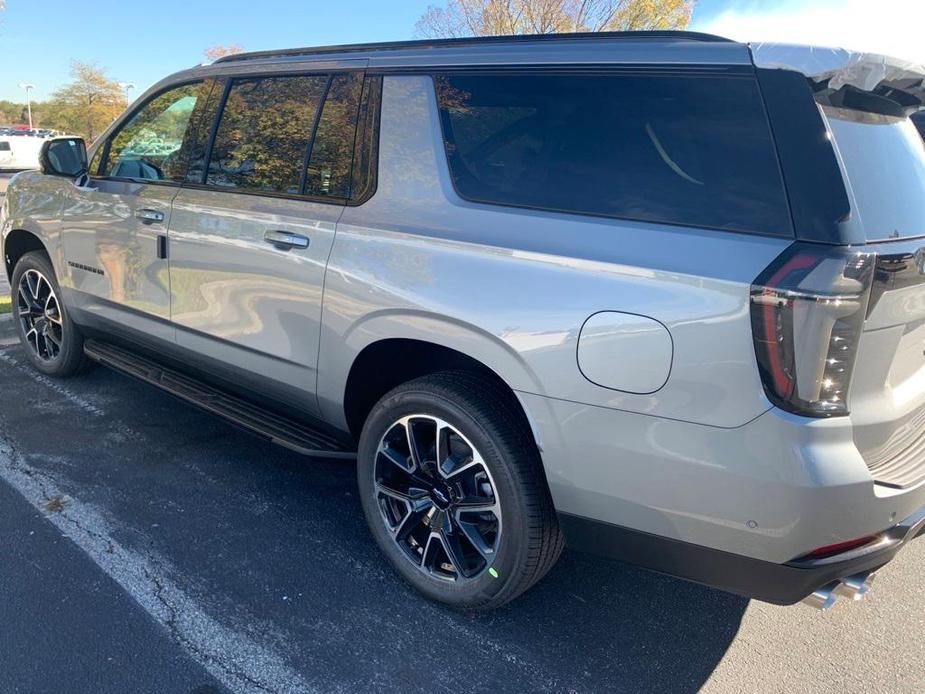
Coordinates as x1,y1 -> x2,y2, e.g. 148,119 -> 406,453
304,73 -> 363,199
104,82 -> 205,182
178,78 -> 223,184
435,72 -> 792,236
207,75 -> 327,194
88,144 -> 104,176
349,75 -> 382,205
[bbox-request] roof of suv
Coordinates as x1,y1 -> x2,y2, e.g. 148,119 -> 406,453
214,31 -> 735,64
151,32 -> 924,117
190,31 -> 752,73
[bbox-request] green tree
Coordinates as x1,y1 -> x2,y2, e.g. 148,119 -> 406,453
45,62 -> 126,141
415,0 -> 693,37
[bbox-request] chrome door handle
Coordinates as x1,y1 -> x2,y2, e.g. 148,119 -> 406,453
264,230 -> 309,250
135,208 -> 165,224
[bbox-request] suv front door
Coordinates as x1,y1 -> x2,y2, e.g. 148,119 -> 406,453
167,68 -> 366,416
60,81 -> 216,342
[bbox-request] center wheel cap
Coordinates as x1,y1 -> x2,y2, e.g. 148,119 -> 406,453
429,482 -> 453,510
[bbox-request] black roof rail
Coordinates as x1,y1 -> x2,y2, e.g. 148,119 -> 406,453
214,31 -> 735,64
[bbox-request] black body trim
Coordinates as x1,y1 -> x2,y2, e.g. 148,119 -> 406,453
755,67 -> 853,245
83,338 -> 356,459
66,295 -> 340,432
559,508 -> 925,605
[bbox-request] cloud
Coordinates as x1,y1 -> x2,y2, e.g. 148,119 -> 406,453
694,0 -> 925,63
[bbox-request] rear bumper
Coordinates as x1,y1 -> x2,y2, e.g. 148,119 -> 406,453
560,504 -> 925,604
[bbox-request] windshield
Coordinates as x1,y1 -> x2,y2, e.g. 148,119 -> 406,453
825,106 -> 925,241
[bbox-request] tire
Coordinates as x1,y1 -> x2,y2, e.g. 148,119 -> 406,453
357,371 -> 564,610
11,251 -> 87,377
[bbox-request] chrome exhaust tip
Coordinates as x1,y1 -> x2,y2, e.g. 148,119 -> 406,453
801,570 -> 876,610
802,584 -> 838,610
834,571 -> 876,601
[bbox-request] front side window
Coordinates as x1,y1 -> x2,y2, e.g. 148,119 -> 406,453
207,75 -> 327,194
435,72 -> 792,236
104,82 -> 205,182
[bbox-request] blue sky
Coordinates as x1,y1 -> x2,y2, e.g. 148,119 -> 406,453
1,0 -> 922,103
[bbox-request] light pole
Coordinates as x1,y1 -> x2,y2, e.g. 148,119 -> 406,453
18,83 -> 35,130
120,82 -> 136,103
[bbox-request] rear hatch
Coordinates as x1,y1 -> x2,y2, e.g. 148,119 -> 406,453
822,88 -> 925,488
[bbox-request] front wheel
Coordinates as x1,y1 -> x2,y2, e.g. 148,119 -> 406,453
11,251 -> 87,377
357,371 -> 564,610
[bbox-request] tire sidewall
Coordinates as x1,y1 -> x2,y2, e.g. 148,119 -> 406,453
11,251 -> 82,376
358,384 -> 531,608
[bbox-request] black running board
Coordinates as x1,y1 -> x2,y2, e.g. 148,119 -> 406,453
83,339 -> 356,459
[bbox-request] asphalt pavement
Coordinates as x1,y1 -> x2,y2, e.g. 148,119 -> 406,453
0,299 -> 923,692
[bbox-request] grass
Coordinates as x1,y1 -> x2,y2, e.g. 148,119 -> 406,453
0,294 -> 10,315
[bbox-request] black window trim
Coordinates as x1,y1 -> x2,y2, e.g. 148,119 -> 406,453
429,66 -> 797,240
93,78 -> 208,188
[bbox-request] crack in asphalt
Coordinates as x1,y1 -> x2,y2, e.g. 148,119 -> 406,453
0,434 -> 314,694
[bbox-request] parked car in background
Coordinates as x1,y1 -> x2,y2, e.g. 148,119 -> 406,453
3,33 -> 925,611
0,135 -> 45,170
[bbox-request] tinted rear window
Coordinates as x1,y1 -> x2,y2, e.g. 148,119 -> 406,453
207,75 -> 327,194
825,107 -> 925,241
435,72 -> 792,236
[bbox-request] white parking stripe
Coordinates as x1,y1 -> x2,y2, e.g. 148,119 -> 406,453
0,438 -> 315,694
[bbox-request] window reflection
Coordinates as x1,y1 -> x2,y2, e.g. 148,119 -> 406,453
207,75 -> 327,194
305,72 -> 363,199
106,83 -> 204,182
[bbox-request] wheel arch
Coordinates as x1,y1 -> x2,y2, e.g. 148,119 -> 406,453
4,228 -> 49,281
331,317 -> 546,454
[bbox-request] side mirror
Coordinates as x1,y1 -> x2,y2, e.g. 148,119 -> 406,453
39,137 -> 88,179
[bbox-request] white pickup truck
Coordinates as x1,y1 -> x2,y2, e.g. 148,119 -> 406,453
0,136 -> 45,171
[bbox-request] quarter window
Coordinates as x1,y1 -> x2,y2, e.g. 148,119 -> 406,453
435,72 -> 792,236
304,72 -> 364,199
104,82 -> 205,182
206,75 -> 327,194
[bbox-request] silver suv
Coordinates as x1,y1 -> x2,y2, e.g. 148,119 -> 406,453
4,32 -> 925,611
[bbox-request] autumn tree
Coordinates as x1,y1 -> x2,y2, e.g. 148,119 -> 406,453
415,0 -> 693,37
45,62 -> 126,141
204,44 -> 245,61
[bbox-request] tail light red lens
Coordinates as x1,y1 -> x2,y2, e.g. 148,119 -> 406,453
799,534 -> 881,560
750,243 -> 876,417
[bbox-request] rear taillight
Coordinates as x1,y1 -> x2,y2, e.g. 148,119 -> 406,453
798,534 -> 880,560
750,243 -> 876,417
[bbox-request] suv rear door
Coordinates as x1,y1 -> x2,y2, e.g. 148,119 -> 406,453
166,66 -> 366,416
823,104 -> 925,488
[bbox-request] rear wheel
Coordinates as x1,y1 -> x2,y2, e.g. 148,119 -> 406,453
357,371 -> 564,610
12,251 -> 87,377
